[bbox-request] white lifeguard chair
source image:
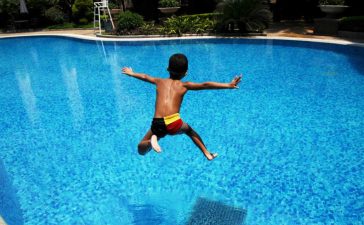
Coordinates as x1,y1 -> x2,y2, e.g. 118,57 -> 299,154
94,0 -> 115,34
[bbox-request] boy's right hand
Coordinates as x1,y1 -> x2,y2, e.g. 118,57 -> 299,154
230,74 -> 242,89
122,67 -> 134,76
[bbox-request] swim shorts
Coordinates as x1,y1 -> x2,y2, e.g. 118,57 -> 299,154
151,113 -> 183,138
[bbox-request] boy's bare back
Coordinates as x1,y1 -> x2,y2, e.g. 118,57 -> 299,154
154,78 -> 187,118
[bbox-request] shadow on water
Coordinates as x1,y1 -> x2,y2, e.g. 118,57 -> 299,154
264,39 -> 364,76
127,203 -> 166,225
345,44 -> 364,76
0,159 -> 24,225
185,198 -> 246,225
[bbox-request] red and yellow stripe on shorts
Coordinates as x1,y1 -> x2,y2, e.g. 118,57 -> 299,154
163,113 -> 183,134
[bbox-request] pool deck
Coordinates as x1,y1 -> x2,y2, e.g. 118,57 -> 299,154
1,21 -> 363,44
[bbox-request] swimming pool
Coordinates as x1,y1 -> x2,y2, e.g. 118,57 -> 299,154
0,36 -> 363,225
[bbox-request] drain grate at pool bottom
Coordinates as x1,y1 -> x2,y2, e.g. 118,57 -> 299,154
186,198 -> 247,225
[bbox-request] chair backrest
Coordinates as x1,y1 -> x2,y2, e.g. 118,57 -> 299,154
101,0 -> 108,7
94,0 -> 108,7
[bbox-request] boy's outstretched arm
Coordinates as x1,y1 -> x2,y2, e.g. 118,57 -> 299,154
122,67 -> 158,84
184,75 -> 242,90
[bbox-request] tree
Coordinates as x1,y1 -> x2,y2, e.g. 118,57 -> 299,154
59,0 -> 76,21
27,0 -> 59,15
216,0 -> 272,32
72,0 -> 93,23
0,0 -> 18,29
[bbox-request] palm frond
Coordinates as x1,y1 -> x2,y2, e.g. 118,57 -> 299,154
215,0 -> 272,33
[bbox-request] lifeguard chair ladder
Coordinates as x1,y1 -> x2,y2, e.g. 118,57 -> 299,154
94,0 -> 115,34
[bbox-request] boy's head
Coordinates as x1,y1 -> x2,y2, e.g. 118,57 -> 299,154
168,53 -> 188,80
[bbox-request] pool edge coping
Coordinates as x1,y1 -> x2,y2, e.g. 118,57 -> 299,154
1,33 -> 364,47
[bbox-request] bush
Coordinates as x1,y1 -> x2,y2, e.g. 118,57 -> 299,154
47,22 -> 94,29
45,6 -> 65,24
48,22 -> 75,29
99,14 -> 109,21
162,16 -> 190,36
108,2 -> 118,9
340,16 -> 364,32
72,0 -> 93,23
162,14 -> 216,36
140,22 -> 160,35
117,11 -> 144,34
79,18 -> 88,24
158,0 -> 180,7
216,0 -> 272,33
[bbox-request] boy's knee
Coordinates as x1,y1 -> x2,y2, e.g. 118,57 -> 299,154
185,124 -> 193,135
138,150 -> 147,155
137,144 -> 147,155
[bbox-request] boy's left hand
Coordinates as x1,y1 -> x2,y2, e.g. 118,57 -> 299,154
122,67 -> 134,76
230,74 -> 242,89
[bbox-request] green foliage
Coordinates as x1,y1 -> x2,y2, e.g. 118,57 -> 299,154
45,6 -> 65,24
340,16 -> 364,32
161,14 -> 216,36
162,16 -> 189,36
100,14 -> 109,21
181,13 -> 218,22
28,0 -> 59,15
117,11 -> 144,34
72,0 -> 93,23
108,2 -> 119,9
0,0 -> 18,27
1,0 -> 60,29
0,0 -> 17,14
76,22 -> 95,28
319,0 -> 346,5
47,22 -> 94,29
216,0 -> 272,33
158,0 -> 180,7
140,22 -> 160,35
48,22 -> 75,29
79,17 -> 88,24
341,16 -> 364,22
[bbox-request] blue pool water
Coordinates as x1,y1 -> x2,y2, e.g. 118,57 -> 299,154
0,36 -> 363,225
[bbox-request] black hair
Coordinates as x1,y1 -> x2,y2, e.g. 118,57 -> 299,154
168,53 -> 188,80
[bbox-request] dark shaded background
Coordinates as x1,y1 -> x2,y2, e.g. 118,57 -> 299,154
131,0 -> 364,21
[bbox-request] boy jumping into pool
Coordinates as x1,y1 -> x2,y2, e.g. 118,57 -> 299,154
121,53 -> 242,161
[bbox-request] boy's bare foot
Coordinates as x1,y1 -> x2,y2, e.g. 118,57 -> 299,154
207,153 -> 218,161
151,135 -> 162,153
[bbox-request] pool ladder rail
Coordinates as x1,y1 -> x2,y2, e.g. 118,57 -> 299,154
94,0 -> 115,34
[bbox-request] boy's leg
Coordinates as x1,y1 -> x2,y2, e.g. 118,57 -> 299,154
138,129 -> 162,155
151,135 -> 162,152
179,123 -> 217,161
